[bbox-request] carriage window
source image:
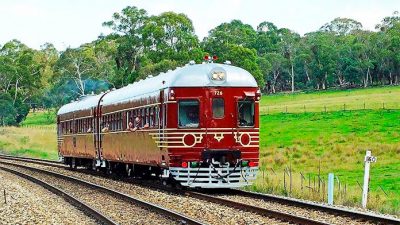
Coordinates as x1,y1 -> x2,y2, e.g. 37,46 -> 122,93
238,100 -> 255,127
212,98 -> 224,118
178,100 -> 199,128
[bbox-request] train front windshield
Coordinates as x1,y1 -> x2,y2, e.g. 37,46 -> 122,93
178,100 -> 199,128
238,100 -> 255,127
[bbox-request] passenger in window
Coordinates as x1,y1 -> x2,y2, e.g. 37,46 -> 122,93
179,109 -> 199,127
102,123 -> 110,133
238,113 -> 248,126
188,111 -> 197,122
127,120 -> 138,132
135,116 -> 141,128
87,125 -> 92,133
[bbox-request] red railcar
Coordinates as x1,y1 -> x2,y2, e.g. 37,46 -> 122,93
57,62 -> 260,188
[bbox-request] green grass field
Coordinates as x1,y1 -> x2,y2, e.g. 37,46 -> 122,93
0,111 -> 57,160
260,86 -> 400,114
21,110 -> 56,126
0,86 -> 399,215
253,110 -> 400,214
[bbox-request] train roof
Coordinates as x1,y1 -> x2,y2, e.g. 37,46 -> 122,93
58,63 -> 258,115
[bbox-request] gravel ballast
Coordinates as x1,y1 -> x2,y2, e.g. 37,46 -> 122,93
0,163 -> 180,225
0,159 -> 289,225
0,169 -> 97,225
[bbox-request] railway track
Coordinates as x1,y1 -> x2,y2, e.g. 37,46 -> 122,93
0,166 -> 117,225
227,189 -> 400,225
0,160 -> 204,225
1,155 -> 399,225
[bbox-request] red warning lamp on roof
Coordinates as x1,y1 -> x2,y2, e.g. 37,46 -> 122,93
212,55 -> 218,61
204,55 -> 210,61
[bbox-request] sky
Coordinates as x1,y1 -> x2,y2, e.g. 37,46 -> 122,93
0,0 -> 398,50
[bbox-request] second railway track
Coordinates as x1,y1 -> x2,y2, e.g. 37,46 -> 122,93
0,160 -> 203,225
1,155 -> 399,225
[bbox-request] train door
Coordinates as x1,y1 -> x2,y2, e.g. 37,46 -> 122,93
72,115 -> 77,155
159,89 -> 167,165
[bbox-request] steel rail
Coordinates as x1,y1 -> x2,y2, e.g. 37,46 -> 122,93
0,154 -> 65,168
0,166 -> 117,225
229,189 -> 400,225
184,191 -> 329,225
0,160 -> 205,225
2,155 -> 399,224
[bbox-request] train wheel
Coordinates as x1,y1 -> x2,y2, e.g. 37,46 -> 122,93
70,158 -> 77,170
106,162 -> 112,175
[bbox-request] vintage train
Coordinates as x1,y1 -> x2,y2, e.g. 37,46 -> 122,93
57,61 -> 260,188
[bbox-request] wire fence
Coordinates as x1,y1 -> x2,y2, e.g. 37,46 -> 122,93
260,102 -> 400,115
251,164 -> 398,214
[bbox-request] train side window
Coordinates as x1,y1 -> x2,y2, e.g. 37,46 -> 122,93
119,112 -> 123,130
155,107 -> 159,127
212,98 -> 224,118
237,100 -> 255,127
111,114 -> 114,131
74,120 -> 77,134
117,113 -> 119,130
178,100 -> 199,128
141,108 -> 145,127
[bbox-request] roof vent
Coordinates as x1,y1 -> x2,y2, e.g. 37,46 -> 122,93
189,60 -> 195,65
224,60 -> 232,65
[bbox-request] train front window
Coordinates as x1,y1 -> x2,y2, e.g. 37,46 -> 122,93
178,100 -> 199,128
212,98 -> 224,118
238,100 -> 255,127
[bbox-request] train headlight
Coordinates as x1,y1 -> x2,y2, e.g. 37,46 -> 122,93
209,67 -> 227,83
211,71 -> 225,81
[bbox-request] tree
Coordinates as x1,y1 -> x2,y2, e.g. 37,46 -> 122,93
0,93 -> 16,126
224,45 -> 264,87
375,11 -> 400,31
278,29 -> 301,92
265,53 -> 285,93
55,46 -> 97,96
0,40 -> 43,108
254,21 -> 281,55
305,32 -> 337,89
320,17 -> 363,35
202,20 -> 257,57
103,6 -> 149,84
142,12 -> 200,62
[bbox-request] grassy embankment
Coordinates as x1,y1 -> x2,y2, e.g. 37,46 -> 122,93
0,111 -> 57,160
0,86 -> 398,214
253,110 -> 400,214
251,86 -> 400,215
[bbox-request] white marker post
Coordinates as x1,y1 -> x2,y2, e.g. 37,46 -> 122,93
328,173 -> 334,205
362,150 -> 377,208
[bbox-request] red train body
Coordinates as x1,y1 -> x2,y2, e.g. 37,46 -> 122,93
57,62 -> 260,188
